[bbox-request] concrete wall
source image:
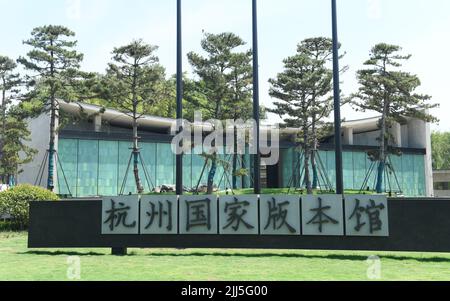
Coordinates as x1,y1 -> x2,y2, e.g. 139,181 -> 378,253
407,118 -> 433,197
353,130 -> 380,146
345,118 -> 433,197
433,170 -> 450,197
17,113 -> 53,188
29,198 -> 450,252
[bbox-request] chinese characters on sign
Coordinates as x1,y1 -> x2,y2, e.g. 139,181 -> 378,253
101,195 -> 389,237
179,195 -> 218,234
101,196 -> 139,234
260,195 -> 300,235
302,195 -> 344,236
140,195 -> 178,234
219,196 -> 259,235
345,195 -> 389,237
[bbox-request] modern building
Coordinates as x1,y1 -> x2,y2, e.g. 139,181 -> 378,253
18,102 -> 433,197
433,170 -> 450,197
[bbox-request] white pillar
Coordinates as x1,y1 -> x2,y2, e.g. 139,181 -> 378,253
389,122 -> 402,147
94,115 -> 102,132
407,118 -> 433,197
343,127 -> 354,145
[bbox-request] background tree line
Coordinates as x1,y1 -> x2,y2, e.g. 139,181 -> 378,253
0,24 -> 438,195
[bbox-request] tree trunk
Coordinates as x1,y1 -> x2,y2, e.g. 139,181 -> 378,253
311,149 -> 318,189
132,120 -> 144,194
47,96 -> 56,191
0,77 -> 6,184
376,114 -> 387,194
207,154 -> 217,194
47,42 -> 56,191
131,58 -> 144,195
311,116 -> 318,189
1,77 -> 5,136
232,126 -> 238,190
241,154 -> 246,189
303,130 -> 313,195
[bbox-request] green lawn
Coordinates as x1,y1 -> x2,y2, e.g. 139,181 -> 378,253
1,232 -> 449,281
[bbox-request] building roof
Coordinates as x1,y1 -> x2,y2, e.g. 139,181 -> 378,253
60,101 -> 386,135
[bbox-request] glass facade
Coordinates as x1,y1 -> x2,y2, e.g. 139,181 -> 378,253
280,149 -> 427,197
56,139 -> 251,197
57,138 -> 427,197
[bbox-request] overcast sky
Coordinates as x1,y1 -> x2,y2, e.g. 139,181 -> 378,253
1,0 -> 449,131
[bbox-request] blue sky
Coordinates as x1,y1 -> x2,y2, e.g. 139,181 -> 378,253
0,0 -> 449,130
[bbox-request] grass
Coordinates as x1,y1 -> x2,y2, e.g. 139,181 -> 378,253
1,232 -> 450,281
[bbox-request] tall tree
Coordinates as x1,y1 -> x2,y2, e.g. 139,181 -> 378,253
351,43 -> 438,193
188,32 -> 252,194
18,25 -> 84,191
103,39 -> 165,194
269,37 -> 338,194
224,49 -> 253,190
0,56 -> 22,183
0,106 -> 37,184
432,132 -> 450,170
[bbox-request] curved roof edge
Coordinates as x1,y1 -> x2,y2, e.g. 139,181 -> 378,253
59,101 -> 391,135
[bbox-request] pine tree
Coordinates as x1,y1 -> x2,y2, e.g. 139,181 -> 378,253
0,56 -> 23,184
269,37 -> 338,194
187,32 -> 253,194
103,39 -> 165,194
0,106 -> 37,184
351,43 -> 438,193
18,25 -> 84,191
224,50 -> 253,190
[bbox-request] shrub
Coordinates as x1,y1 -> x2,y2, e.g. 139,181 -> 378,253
0,184 -> 59,230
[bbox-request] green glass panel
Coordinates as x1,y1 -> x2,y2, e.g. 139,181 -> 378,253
352,151 -> 367,191
156,143 -> 175,186
56,139 -> 78,196
343,151 -> 354,190
118,141 -> 137,195
389,154 -> 403,193
183,152 -> 193,191
77,140 -> 99,197
402,154 -> 415,196
242,147 -> 251,189
192,145 -> 208,189
98,140 -> 119,196
365,156 -> 378,192
140,142 -> 157,192
281,148 -> 293,188
325,151 -> 337,188
415,155 -> 426,196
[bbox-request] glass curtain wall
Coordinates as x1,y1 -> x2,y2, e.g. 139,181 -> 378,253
56,139 -> 251,197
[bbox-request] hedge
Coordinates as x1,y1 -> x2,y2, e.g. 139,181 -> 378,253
0,184 -> 59,230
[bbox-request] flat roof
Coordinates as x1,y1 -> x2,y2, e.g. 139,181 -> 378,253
60,101 -> 388,135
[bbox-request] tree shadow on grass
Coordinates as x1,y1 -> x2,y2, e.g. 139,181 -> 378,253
145,251 -> 450,263
20,250 -> 107,256
19,250 -> 450,263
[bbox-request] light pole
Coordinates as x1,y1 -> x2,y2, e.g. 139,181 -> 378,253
176,0 -> 183,195
332,0 -> 344,195
252,0 -> 261,195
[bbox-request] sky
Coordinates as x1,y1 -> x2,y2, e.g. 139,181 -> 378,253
0,0 -> 449,131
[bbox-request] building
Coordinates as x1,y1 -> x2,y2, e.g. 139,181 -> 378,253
433,170 -> 450,197
18,102 -> 433,197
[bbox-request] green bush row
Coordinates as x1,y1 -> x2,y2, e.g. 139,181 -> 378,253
0,184 -> 59,230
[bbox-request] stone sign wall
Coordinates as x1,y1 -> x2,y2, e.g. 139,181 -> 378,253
101,195 -> 389,237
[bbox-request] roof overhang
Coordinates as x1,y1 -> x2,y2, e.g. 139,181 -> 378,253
59,101 -> 396,136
